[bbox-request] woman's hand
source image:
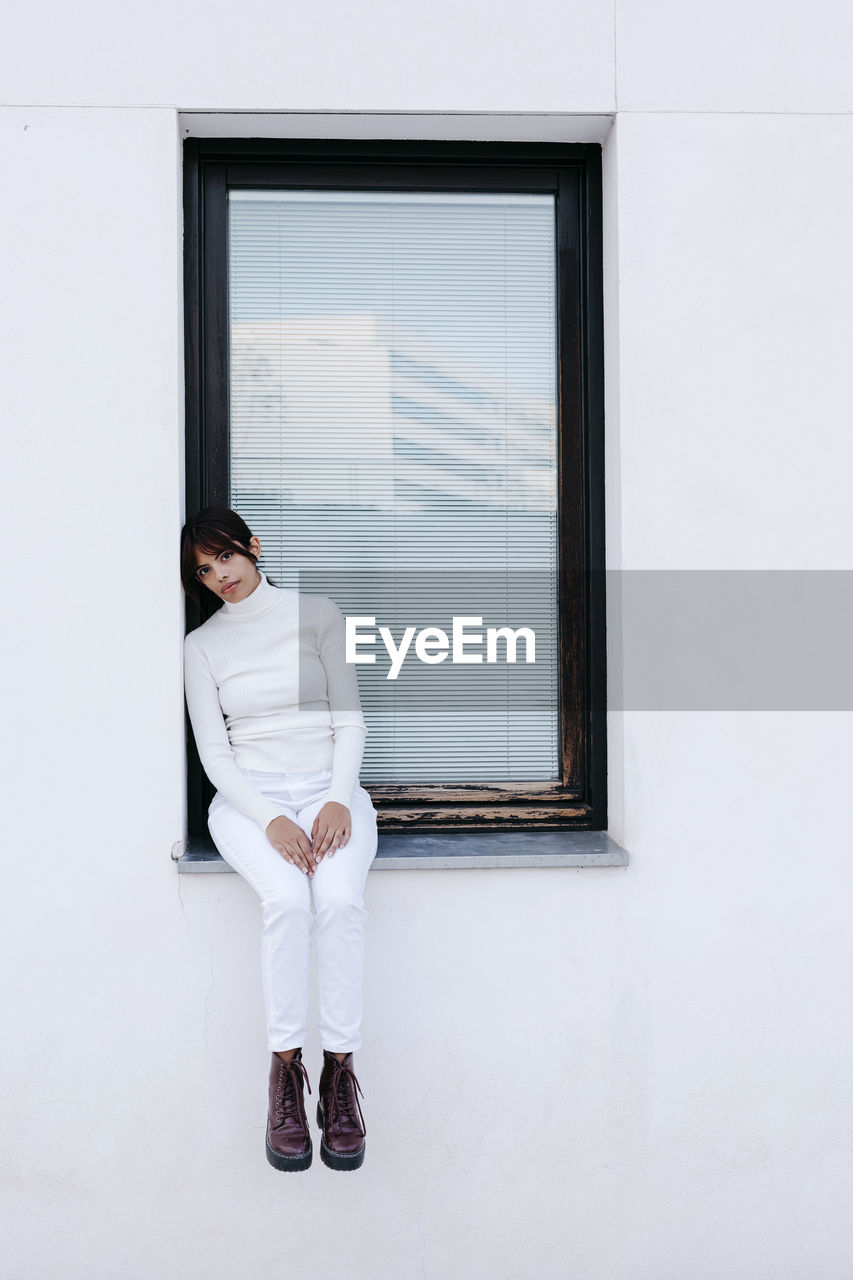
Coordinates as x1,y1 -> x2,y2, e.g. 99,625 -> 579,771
311,802 -> 351,862
265,814 -> 316,876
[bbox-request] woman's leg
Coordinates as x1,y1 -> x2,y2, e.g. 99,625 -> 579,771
207,791 -> 313,1052
294,783 -> 379,1053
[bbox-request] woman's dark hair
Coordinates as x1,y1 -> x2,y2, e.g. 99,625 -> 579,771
180,506 -> 278,609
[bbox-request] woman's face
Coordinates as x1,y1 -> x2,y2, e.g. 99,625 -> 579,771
193,537 -> 262,604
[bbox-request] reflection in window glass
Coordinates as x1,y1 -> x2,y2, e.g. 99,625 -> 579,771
229,189 -> 558,783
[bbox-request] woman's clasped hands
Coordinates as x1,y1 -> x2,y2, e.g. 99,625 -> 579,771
265,802 -> 352,877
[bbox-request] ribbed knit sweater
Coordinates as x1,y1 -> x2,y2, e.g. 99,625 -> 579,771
183,569 -> 367,833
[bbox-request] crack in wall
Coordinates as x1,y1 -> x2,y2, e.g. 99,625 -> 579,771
416,1169 -> 429,1279
176,875 -> 216,1052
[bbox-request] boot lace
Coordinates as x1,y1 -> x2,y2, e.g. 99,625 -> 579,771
328,1059 -> 367,1137
273,1055 -> 311,1129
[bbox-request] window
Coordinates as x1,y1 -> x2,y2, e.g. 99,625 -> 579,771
184,139 -> 606,850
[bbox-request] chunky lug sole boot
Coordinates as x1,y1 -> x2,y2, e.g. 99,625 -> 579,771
265,1048 -> 313,1172
316,1049 -> 367,1171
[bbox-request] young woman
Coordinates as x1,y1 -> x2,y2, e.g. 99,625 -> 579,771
180,506 -> 378,1173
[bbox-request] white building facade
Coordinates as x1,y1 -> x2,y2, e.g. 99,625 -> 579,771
4,2 -> 853,1276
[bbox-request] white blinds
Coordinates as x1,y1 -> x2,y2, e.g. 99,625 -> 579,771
228,189 -> 559,783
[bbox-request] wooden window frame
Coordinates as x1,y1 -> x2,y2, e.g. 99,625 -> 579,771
183,137 -> 606,840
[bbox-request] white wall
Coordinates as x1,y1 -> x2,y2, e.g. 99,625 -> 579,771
4,3 -> 853,1277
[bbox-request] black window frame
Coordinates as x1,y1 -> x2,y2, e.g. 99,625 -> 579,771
183,138 -> 606,846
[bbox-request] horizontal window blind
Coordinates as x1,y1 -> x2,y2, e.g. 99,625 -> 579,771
228,188 -> 559,783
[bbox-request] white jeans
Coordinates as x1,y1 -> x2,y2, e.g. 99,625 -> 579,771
207,767 -> 379,1054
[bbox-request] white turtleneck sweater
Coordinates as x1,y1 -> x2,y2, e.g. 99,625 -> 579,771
183,570 -> 367,833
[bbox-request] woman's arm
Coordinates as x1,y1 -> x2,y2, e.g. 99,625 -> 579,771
315,596 -> 368,809
183,634 -> 282,833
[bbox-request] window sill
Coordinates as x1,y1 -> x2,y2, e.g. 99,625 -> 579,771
175,831 -> 628,872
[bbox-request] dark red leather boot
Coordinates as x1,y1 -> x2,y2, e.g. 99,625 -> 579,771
265,1048 -> 312,1171
316,1049 -> 366,1170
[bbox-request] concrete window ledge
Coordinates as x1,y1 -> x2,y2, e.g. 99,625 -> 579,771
175,831 -> 628,872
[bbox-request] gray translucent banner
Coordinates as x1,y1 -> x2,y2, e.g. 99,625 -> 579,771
291,569 -> 853,712
608,569 -> 853,711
